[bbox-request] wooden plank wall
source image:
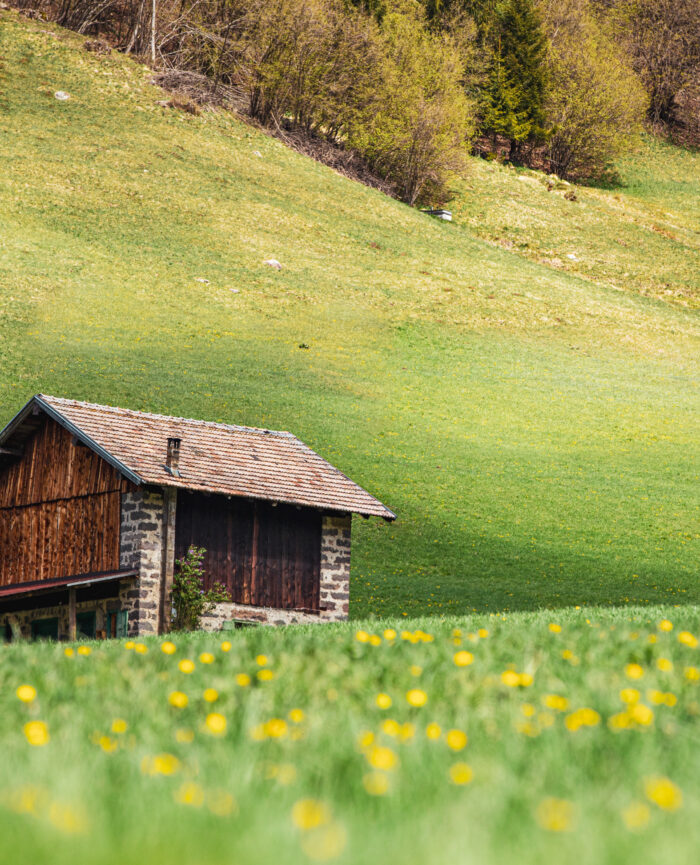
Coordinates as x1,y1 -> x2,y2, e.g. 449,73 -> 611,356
175,492 -> 321,611
0,417 -> 127,585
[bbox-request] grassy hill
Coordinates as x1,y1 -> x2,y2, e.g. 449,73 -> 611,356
0,10 -> 699,616
1,608 -> 699,865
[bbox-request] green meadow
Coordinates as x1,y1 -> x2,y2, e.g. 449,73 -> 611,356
1,609 -> 699,865
0,9 -> 698,620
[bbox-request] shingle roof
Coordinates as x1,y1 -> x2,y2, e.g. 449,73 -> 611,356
23,395 -> 395,520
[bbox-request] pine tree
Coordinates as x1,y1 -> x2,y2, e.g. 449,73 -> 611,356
479,0 -> 550,158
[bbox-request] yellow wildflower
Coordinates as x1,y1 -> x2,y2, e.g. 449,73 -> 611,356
629,703 -> 654,726
77,646 -> 91,656
168,691 -> 188,709
355,631 -> 369,643
292,799 -> 330,830
178,659 -> 195,674
23,721 -> 49,746
501,670 -> 520,687
381,719 -> 400,737
203,688 -> 218,703
658,620 -> 673,632
16,685 -> 37,703
657,657 -> 673,672
175,782 -> 205,807
161,641 -> 176,655
256,654 -> 269,666
111,719 -> 128,734
449,762 -> 473,785
98,736 -> 117,753
363,772 -> 389,796
141,753 -> 180,776
406,688 -> 427,707
64,648 -> 74,657
289,708 -> 305,724
445,729 -> 467,751
426,722 -> 442,741
199,652 -> 215,664
478,629 -> 489,638
369,635 -> 382,647
124,641 -> 135,650
300,821 -> 348,861
645,777 -> 682,811
684,666 -> 699,681
622,801 -> 650,831
175,728 -> 195,743
548,623 -> 562,633
678,631 -> 698,648
383,629 -> 396,641
376,693 -> 392,709
625,663 -> 644,680
543,694 -> 568,712
367,745 -> 398,771
620,688 -> 640,704
236,673 -> 251,687
454,651 -> 474,667
536,798 -> 576,832
264,718 -> 287,738
257,669 -> 275,681
133,644 -> 147,655
205,713 -> 227,736
221,640 -> 232,652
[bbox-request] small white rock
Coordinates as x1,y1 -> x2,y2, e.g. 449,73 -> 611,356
566,253 -> 578,261
253,150 -> 262,157
54,91 -> 71,101
195,277 -> 210,284
264,259 -> 282,270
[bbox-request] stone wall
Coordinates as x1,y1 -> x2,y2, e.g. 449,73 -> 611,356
200,513 -> 352,629
119,488 -> 167,636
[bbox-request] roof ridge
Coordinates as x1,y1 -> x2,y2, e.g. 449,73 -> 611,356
38,395 -> 295,439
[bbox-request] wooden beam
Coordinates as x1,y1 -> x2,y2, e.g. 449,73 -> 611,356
68,588 -> 77,641
159,487 -> 177,634
0,446 -> 22,457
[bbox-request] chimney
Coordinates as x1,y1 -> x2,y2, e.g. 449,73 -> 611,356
165,437 -> 181,477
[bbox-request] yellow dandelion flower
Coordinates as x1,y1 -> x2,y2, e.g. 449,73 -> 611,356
48,802 -> 87,835
376,693 -> 392,709
264,718 -> 287,738
141,753 -> 180,776
449,762 -> 473,785
367,745 -> 398,771
406,688 -> 427,707
16,685 -> 37,703
133,644 -> 147,655
678,631 -> 698,648
98,736 -> 117,753
24,721 -> 49,746
236,673 -> 251,687
478,629 -> 489,638
622,801 -> 650,830
647,690 -> 665,705
250,723 -> 266,741
521,703 -> 536,718
363,772 -> 389,796
519,673 -> 534,687
178,659 -> 195,674
645,777 -> 682,811
543,695 -> 568,712
658,620 -> 673,632
77,645 -> 91,656
410,665 -> 423,676
426,722 -> 442,740
256,654 -> 268,666
648,634 -> 657,644
620,688 -> 640,704
663,692 -> 677,707
257,668 -> 275,681
684,666 -> 699,681
161,641 -> 176,655
175,728 -> 194,743
124,641 -> 135,650
399,722 -> 415,741
536,798 -> 576,832
111,719 -> 128,734
445,729 -> 467,751
199,652 -> 215,664
355,631 -> 369,643
300,820 -> 348,861
548,623 -> 562,634
203,688 -> 218,703
381,719 -> 400,737
291,798 -> 330,830
454,651 -> 474,667
357,730 -> 374,749
289,708 -> 305,724
630,703 -> 653,726
625,663 -> 644,680
383,629 -> 396,641
175,782 -> 204,807
220,640 -> 232,652
657,657 -> 673,672
205,713 -> 227,736
64,647 -> 74,657
207,790 -> 237,817
168,691 -> 188,709
501,670 -> 521,687
608,712 -> 632,731
369,634 -> 382,647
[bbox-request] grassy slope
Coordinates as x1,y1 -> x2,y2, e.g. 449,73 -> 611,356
0,12 -> 699,616
1,608 -> 699,865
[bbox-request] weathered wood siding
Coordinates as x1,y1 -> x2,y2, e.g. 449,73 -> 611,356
175,492 -> 321,611
0,417 -> 129,586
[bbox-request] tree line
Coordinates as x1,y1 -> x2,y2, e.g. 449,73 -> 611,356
13,0 -> 700,204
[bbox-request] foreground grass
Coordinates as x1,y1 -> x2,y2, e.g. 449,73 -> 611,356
1,607 -> 699,865
0,12 -> 699,615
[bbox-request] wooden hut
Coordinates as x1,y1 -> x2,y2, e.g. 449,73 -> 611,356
0,396 -> 395,640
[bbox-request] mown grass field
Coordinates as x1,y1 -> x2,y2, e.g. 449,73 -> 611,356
0,9 -> 699,618
1,608 -> 699,865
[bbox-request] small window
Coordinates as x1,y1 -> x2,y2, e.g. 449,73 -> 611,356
106,610 -> 128,639
31,618 -> 59,641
